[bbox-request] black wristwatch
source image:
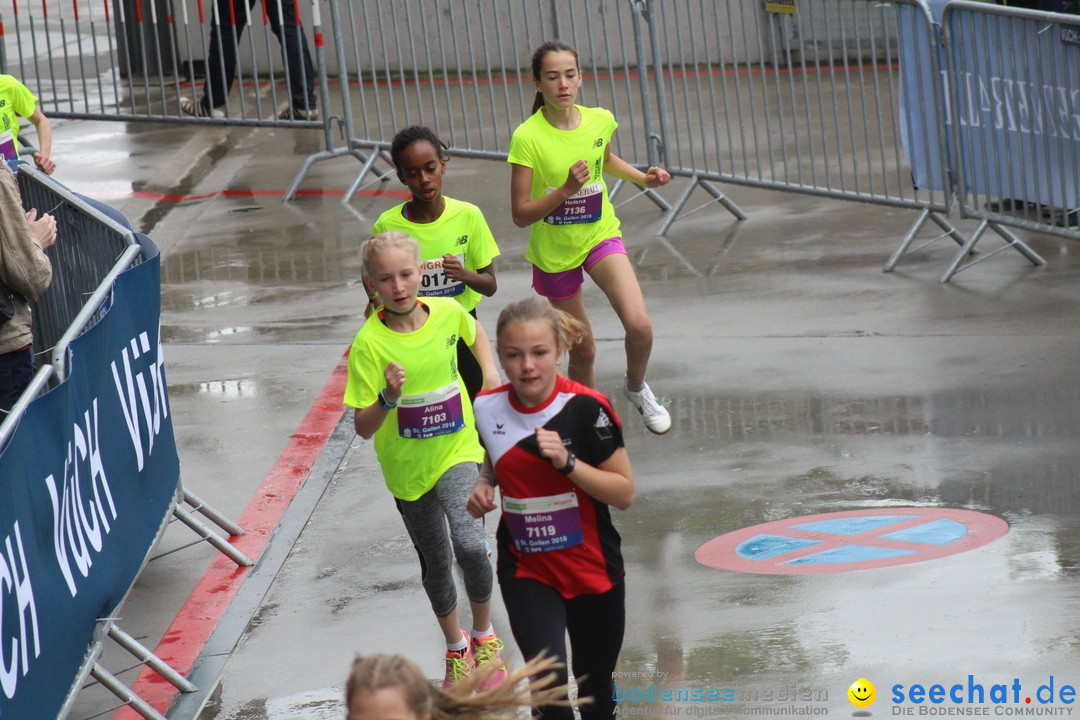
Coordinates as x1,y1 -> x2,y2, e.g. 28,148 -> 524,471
378,389 -> 398,410
558,450 -> 576,475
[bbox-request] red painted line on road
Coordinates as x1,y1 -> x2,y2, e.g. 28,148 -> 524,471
173,62 -> 898,93
113,351 -> 351,719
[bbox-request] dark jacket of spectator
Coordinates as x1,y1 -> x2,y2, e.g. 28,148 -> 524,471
0,168 -> 52,357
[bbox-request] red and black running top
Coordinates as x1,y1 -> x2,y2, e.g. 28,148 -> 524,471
474,376 -> 625,599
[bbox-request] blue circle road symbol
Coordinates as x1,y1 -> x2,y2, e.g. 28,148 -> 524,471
695,508 -> 1008,574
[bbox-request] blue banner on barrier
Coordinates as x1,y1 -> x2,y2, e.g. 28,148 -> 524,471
946,6 -> 1080,209
0,253 -> 179,719
901,0 -> 1080,209
898,2 -> 949,192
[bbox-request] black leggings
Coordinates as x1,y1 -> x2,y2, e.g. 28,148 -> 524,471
500,577 -> 625,720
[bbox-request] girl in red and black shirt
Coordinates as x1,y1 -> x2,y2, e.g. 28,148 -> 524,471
468,297 -> 635,720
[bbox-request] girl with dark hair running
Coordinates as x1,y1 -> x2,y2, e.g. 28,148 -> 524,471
508,40 -> 673,434
372,126 -> 501,400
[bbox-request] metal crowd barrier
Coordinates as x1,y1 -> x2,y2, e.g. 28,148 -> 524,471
640,0 -> 953,236
6,0 -> 1078,282
7,0 -> 318,125
331,0 -> 680,210
935,1 -> 1079,280
0,166 -> 251,720
334,0 -> 950,241
328,0 -> 1075,280
15,164 -> 140,374
5,0 -> 368,198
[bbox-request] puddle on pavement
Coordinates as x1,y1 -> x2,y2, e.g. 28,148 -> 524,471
200,686 -> 344,720
162,241 -> 362,289
168,378 -> 262,399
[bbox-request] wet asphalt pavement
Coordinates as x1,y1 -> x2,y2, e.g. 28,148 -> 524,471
48,116 -> 1080,720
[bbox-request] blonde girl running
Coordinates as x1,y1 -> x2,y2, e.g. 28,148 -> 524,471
344,231 -> 505,687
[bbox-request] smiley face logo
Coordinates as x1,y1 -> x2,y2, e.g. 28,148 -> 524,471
848,678 -> 876,709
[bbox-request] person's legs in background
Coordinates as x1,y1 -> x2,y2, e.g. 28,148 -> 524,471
265,0 -> 318,119
188,0 -> 250,116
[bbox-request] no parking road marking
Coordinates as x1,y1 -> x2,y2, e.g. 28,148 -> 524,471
695,507 -> 1008,574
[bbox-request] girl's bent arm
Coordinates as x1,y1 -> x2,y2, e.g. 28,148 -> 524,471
471,265 -> 498,297
467,457 -> 498,518
29,108 -> 54,174
353,405 -> 389,440
535,427 -> 634,509
570,446 -> 635,510
470,321 -> 501,389
442,256 -> 496,297
604,147 -> 670,189
510,162 -> 585,227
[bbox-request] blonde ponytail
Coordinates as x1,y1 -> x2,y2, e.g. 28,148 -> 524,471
496,297 -> 586,352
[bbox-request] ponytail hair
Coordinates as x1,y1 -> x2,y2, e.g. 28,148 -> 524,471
496,297 -> 587,352
345,653 -> 575,720
529,40 -> 580,116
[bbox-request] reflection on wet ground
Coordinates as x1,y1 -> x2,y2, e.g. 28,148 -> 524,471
596,359 -> 1080,708
202,686 -> 344,720
169,378 -> 261,399
635,385 -> 1080,441
161,231 -> 363,290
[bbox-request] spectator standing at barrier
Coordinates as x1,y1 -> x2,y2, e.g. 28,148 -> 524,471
344,232 -> 507,688
181,0 -> 318,120
372,126 -> 501,401
345,653 -> 570,720
0,166 -> 56,415
468,297 -> 635,720
0,74 -> 55,174
508,40 -> 673,435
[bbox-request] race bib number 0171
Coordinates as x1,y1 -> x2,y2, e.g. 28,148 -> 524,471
419,254 -> 466,297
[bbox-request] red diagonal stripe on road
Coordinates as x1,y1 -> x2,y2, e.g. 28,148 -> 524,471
756,515 -> 944,566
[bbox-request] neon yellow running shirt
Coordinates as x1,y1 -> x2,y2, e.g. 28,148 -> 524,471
508,105 -> 621,273
343,297 -> 484,500
0,75 -> 39,159
372,196 -> 500,312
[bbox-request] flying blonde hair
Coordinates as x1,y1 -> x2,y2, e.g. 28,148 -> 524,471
345,654 -> 577,720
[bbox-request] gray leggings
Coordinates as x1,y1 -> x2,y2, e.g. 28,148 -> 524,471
395,462 -> 493,618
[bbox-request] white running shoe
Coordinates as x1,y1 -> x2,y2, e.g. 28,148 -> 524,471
623,378 -> 672,435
